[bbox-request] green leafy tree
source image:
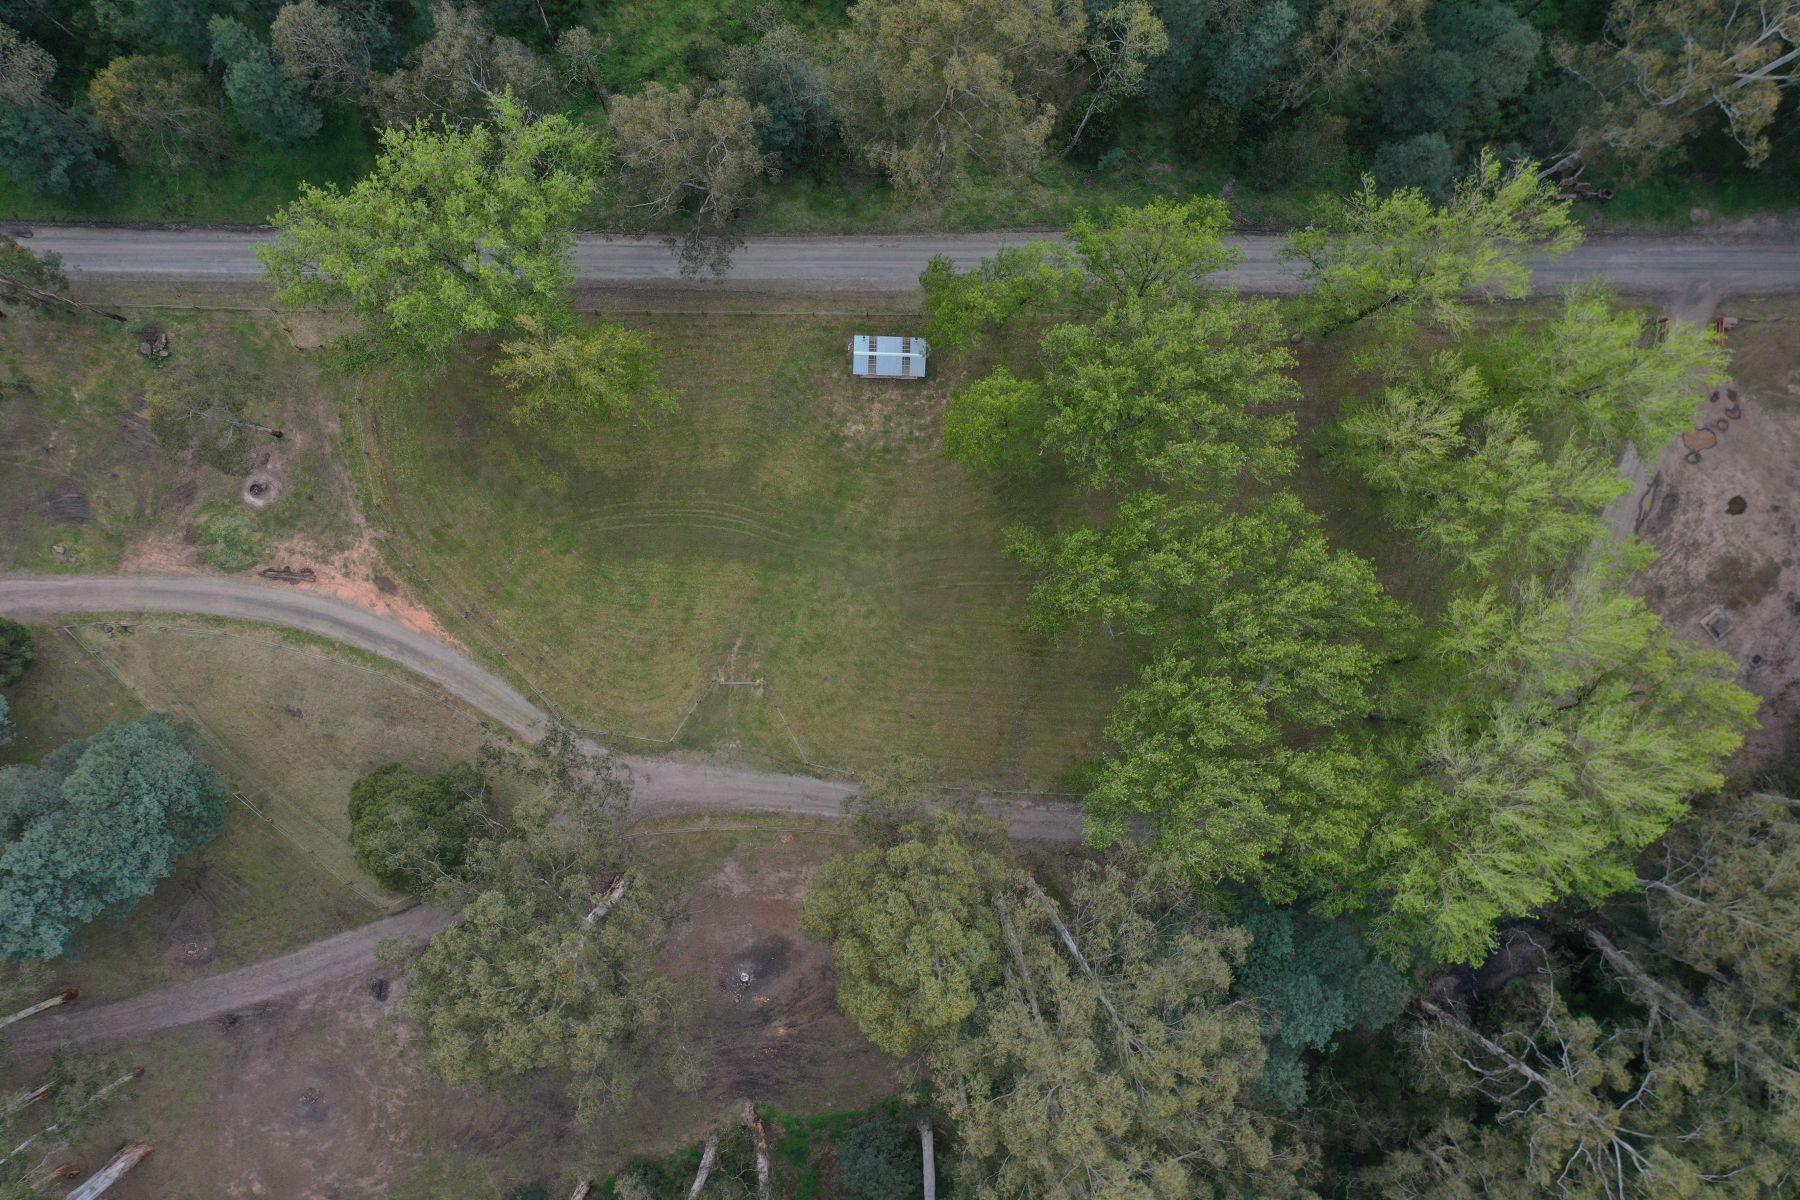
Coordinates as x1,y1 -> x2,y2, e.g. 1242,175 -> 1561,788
837,1118 -> 926,1200
1486,282 -> 1728,456
1281,151 -> 1579,344
725,23 -> 831,170
922,196 -> 1239,352
1371,131 -> 1455,199
390,730 -> 690,1119
208,15 -> 321,144
0,100 -> 113,200
801,811 -> 1009,1057
348,761 -> 489,895
0,616 -> 33,687
1367,561 -> 1758,962
493,314 -> 674,430
1336,351 -> 1628,578
1234,901 -> 1410,1110
0,695 -> 12,750
829,0 -> 1086,196
88,54 -> 227,173
1059,0 -> 1168,153
0,716 -> 227,960
261,94 -> 602,367
929,861 -> 1309,1198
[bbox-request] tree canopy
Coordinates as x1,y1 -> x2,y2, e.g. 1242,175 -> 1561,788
348,761 -> 489,895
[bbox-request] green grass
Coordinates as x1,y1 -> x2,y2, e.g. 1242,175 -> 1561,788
358,314 -> 1130,785
0,308 -> 361,574
0,109 -> 376,224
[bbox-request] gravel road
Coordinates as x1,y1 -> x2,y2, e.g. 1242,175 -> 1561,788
4,905 -> 452,1055
15,226 -> 1800,297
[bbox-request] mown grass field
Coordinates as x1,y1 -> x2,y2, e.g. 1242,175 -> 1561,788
361,314 -> 1131,785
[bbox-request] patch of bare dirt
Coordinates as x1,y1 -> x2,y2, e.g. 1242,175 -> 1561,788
657,849 -> 896,1111
1632,364 -> 1800,767
265,532 -> 464,648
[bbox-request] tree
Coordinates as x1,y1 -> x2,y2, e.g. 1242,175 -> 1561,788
1487,283 -> 1728,456
1366,560 -> 1758,962
0,716 -> 227,960
607,82 -> 771,274
837,1118 -> 927,1200
1336,351 -> 1627,578
0,695 -> 12,750
209,16 -> 321,144
1234,901 -> 1410,1110
928,861 -> 1309,1198
1371,131 -> 1455,199
493,314 -> 672,429
0,20 -> 51,106
1556,0 -> 1800,177
0,100 -> 113,200
829,0 -> 1086,196
1379,1 -> 1538,140
922,195 -> 1239,352
0,616 -> 31,687
88,54 -> 227,173
800,812 -> 1009,1057
347,761 -> 488,894
271,0 -> 372,103
370,2 -> 559,130
1060,0 -> 1168,153
390,730 -> 690,1119
1281,151 -> 1579,344
0,234 -> 69,318
726,23 -> 831,170
261,95 -> 602,367
90,0 -> 245,60
1276,0 -> 1430,112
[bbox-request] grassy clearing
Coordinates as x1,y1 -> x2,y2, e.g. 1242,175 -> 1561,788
359,314 -> 1130,786
0,616 -> 527,1005
0,308 -> 360,574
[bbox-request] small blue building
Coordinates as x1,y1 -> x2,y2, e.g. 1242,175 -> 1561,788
850,335 -> 928,380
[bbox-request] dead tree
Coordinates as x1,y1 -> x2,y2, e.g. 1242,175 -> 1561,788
0,989 -> 77,1029
584,874 -> 632,925
5,1067 -> 143,1164
685,1134 -> 719,1200
917,1120 -> 937,1200
740,1101 -> 772,1200
568,1181 -> 592,1200
64,1142 -> 153,1200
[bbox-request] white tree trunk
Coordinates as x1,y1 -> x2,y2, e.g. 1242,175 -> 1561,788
65,1142 -> 153,1200
740,1102 -> 772,1200
0,989 -> 77,1029
917,1120 -> 936,1200
686,1135 -> 719,1200
569,1182 -> 591,1200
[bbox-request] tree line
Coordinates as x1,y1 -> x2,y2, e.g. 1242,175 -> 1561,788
2,0 -> 1794,220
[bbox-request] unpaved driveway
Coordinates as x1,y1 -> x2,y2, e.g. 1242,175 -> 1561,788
5,905 -> 451,1055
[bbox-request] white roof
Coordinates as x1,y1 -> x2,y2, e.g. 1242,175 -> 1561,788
852,335 -> 928,378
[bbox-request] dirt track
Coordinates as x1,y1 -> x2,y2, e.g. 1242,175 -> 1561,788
4,905 -> 452,1055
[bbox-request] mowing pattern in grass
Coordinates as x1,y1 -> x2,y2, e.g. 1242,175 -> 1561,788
364,315 -> 1129,785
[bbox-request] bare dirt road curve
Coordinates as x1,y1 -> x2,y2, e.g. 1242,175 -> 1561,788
0,574 -> 1083,840
16,226 -> 1800,299
4,904 -> 452,1056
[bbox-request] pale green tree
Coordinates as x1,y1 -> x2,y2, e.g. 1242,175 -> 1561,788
261,95 -> 602,367
800,811 -> 1009,1057
494,314 -> 673,429
370,2 -> 559,130
929,861 -> 1310,1199
1281,151 -> 1579,345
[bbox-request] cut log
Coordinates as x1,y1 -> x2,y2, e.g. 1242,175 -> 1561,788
584,874 -> 632,925
569,1182 -> 591,1200
917,1120 -> 936,1200
6,1067 -> 143,1164
0,1082 -> 53,1120
64,1141 -> 153,1200
0,989 -> 78,1029
740,1101 -> 772,1200
686,1135 -> 719,1200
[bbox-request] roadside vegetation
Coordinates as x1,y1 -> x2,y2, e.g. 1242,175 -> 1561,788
2,0 -> 1797,231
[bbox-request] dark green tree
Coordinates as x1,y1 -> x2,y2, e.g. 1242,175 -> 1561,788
0,616 -> 32,686
0,100 -> 112,199
208,15 -> 321,144
348,761 -> 489,895
0,716 -> 227,960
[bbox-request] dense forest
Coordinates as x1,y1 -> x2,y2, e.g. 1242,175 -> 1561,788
2,0 -> 1797,228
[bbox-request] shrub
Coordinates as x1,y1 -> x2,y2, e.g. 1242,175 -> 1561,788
0,618 -> 33,687
195,507 -> 269,572
837,1118 -> 921,1200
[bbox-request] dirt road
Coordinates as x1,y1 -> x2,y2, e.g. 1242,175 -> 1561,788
17,226 -> 1800,299
4,905 -> 452,1055
0,574 -> 1084,840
